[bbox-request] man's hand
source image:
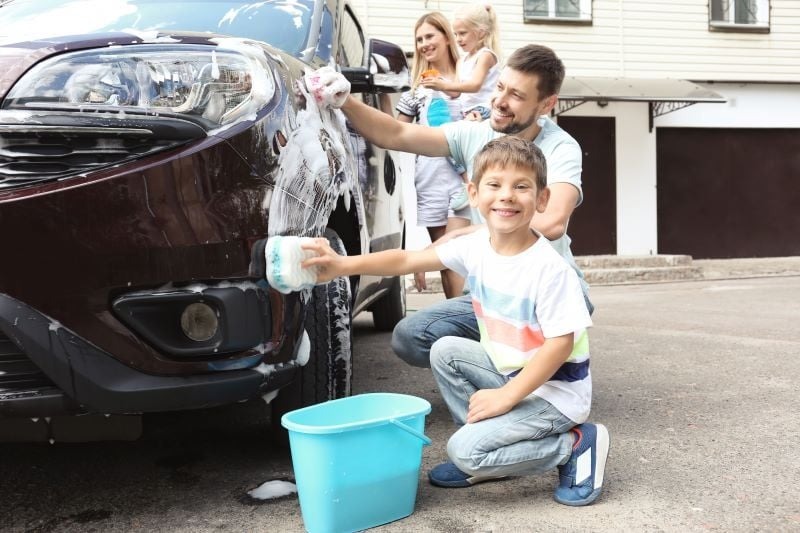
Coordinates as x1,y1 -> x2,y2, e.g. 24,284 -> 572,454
467,387 -> 516,423
303,66 -> 351,109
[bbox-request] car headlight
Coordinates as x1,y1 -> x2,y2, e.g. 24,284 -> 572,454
3,43 -> 276,131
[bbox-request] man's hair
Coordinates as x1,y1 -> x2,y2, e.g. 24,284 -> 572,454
505,44 -> 565,98
472,136 -> 547,191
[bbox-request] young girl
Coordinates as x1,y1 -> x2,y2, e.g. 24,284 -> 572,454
396,12 -> 472,298
421,3 -> 501,211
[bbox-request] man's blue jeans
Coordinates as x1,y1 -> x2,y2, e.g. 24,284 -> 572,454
430,336 -> 575,477
391,294 -> 477,368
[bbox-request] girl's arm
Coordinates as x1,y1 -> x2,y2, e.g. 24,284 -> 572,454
421,51 -> 497,94
465,333 -> 574,423
301,238 -> 445,283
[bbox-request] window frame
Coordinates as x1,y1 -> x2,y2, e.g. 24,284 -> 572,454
339,5 -> 365,68
523,0 -> 592,25
709,0 -> 770,33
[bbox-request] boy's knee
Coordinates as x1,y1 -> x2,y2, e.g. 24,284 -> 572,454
429,336 -> 457,370
446,429 -> 481,475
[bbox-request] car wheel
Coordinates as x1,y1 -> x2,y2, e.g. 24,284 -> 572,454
271,229 -> 352,442
370,274 -> 406,331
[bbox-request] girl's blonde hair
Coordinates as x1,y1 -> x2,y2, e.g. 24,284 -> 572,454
454,2 -> 502,60
410,11 -> 460,89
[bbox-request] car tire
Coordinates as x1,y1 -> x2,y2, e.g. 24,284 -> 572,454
370,274 -> 406,331
271,229 -> 352,443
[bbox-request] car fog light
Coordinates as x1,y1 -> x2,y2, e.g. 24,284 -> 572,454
180,303 -> 219,342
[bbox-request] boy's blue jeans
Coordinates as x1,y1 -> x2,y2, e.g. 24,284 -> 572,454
430,336 -> 575,477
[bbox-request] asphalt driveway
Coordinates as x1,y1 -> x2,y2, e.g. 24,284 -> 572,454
1,275 -> 798,532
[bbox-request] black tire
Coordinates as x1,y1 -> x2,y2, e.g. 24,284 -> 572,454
271,229 -> 353,442
370,274 -> 406,331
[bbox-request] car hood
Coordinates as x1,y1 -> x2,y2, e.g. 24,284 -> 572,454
0,31 -> 257,101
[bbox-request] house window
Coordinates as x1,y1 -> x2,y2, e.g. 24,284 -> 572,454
710,0 -> 769,32
524,0 -> 592,23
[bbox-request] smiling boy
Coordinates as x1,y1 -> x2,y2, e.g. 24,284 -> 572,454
301,136 -> 609,506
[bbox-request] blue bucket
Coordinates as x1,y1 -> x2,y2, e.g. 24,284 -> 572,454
281,393 -> 432,533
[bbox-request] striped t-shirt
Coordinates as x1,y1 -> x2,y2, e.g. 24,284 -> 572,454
436,228 -> 593,423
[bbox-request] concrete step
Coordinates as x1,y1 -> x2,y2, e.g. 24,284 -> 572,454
579,254 -> 702,285
583,265 -> 703,285
576,254 -> 693,269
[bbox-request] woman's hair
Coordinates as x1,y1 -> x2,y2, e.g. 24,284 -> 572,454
410,11 -> 460,88
472,136 -> 547,191
454,3 -> 502,60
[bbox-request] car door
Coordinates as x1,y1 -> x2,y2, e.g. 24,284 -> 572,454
339,4 -> 405,315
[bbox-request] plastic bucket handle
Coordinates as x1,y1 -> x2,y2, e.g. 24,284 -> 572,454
389,418 -> 432,446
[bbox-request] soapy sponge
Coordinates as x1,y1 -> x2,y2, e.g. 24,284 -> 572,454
265,236 -> 319,294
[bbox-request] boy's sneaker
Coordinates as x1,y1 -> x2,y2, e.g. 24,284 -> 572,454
553,423 -> 610,506
428,461 -> 508,488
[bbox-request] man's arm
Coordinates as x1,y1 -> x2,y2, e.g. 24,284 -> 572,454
531,182 -> 580,240
341,95 -> 450,157
302,238 -> 444,282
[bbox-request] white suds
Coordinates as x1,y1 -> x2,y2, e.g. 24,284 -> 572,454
247,480 -> 297,500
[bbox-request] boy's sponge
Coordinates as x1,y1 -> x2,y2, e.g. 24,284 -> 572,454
265,236 -> 319,294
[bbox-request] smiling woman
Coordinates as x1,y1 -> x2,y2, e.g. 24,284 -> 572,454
0,0 -> 317,57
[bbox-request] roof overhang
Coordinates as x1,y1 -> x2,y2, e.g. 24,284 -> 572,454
556,76 -> 727,131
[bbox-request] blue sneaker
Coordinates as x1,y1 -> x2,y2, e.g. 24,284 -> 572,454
554,423 -> 610,506
428,461 -> 507,488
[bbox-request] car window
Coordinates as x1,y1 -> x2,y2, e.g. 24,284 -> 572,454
339,6 -> 364,68
0,0 -> 318,58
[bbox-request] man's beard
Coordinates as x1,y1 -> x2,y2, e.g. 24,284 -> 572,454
490,111 -> 538,135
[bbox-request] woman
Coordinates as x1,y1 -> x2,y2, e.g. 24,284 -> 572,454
395,12 -> 472,298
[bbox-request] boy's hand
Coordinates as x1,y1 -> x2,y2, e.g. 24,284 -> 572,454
304,66 -> 351,109
300,238 -> 346,283
467,388 -> 517,423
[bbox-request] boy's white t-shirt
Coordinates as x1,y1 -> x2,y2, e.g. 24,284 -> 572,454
436,228 -> 593,423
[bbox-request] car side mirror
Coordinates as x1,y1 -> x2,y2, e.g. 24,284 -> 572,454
342,38 -> 409,94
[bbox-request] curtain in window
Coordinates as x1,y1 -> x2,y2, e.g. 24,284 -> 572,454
525,0 -> 581,18
711,0 -> 757,23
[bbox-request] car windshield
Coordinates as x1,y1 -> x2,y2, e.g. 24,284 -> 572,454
0,0 -> 318,57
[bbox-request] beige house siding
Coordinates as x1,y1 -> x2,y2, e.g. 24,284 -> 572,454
350,0 -> 800,82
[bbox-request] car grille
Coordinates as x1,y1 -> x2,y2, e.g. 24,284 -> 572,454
0,329 -> 56,394
0,124 -> 198,190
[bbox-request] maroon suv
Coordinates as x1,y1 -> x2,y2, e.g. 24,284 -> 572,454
0,0 -> 408,428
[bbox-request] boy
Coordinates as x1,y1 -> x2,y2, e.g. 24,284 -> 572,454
302,136 -> 609,506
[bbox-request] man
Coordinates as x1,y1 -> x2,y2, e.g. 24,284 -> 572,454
339,44 -> 590,367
